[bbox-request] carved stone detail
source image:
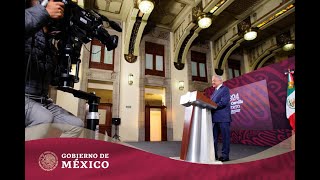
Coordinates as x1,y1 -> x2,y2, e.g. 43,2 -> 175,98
124,53 -> 138,63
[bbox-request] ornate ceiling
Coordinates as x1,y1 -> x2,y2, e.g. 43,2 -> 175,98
81,0 -> 295,104
87,0 -> 295,52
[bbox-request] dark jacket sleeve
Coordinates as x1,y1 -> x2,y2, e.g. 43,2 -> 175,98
25,4 -> 50,38
211,86 -> 232,122
215,87 -> 230,109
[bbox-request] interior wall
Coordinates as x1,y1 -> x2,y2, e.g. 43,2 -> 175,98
139,28 -> 173,141
118,22 -> 140,141
170,32 -> 188,141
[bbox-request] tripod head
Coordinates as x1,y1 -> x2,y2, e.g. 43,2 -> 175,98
57,86 -> 101,131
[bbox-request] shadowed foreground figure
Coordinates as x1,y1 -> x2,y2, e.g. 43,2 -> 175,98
25,0 -> 83,140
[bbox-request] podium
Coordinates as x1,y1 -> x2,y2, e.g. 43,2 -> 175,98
179,91 -> 217,163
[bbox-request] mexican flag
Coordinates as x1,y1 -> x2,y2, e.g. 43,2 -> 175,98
286,71 -> 295,131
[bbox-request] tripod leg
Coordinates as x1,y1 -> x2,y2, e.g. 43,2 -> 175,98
112,125 -> 120,141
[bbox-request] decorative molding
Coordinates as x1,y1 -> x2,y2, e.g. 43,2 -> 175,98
247,38 -> 283,71
124,53 -> 138,63
221,38 -> 245,68
144,75 -> 167,87
87,69 -> 115,81
174,32 -> 193,70
192,40 -> 210,49
173,12 -> 194,50
180,27 -> 202,65
93,0 -> 123,14
123,5 -> 153,63
253,0 -> 295,29
213,33 -> 239,69
251,47 -> 281,71
146,28 -> 170,40
125,18 -> 141,63
214,68 -> 224,75
174,62 -> 185,70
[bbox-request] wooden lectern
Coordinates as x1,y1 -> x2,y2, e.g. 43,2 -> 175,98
180,91 -> 217,163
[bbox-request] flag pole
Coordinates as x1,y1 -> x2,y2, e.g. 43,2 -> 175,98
284,68 -> 294,75
285,68 -> 295,150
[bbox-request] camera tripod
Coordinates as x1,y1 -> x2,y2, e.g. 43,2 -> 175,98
112,125 -> 121,141
57,87 -> 101,139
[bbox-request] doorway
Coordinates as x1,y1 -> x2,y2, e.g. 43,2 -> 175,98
145,105 -> 167,141
97,103 -> 112,136
87,82 -> 113,136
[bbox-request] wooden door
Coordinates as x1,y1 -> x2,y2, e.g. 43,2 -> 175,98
98,103 -> 112,136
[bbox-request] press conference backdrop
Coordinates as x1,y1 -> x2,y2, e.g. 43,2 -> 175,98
205,56 -> 295,146
229,79 -> 273,130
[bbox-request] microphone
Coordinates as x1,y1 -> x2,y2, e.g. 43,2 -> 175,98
92,10 -> 122,32
90,9 -> 122,32
108,20 -> 122,32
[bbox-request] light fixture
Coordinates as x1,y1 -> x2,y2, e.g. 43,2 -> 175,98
244,28 -> 258,41
138,0 -> 155,14
197,13 -> 212,29
276,32 -> 295,51
238,18 -> 258,41
178,81 -> 184,90
128,73 -> 133,85
282,41 -> 295,51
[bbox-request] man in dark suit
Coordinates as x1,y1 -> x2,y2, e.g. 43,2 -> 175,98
210,75 -> 232,162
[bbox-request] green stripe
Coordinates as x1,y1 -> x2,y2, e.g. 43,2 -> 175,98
287,87 -> 294,95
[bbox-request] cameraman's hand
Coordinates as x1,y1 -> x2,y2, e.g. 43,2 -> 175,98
46,0 -> 65,19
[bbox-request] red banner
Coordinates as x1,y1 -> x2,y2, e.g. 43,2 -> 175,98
26,138 -> 294,180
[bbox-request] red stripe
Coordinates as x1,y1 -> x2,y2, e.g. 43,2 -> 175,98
289,113 -> 295,131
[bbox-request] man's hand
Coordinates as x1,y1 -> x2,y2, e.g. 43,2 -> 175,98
46,0 -> 65,19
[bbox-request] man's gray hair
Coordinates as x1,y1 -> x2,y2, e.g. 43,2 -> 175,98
212,75 -> 223,81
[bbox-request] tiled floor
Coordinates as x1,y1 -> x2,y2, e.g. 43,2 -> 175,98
125,134 -> 294,164
125,141 -> 270,160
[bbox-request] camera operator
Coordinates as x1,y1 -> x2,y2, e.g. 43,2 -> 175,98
25,0 -> 84,140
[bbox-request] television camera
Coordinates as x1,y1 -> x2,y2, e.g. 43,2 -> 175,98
45,0 -> 122,132
47,0 -> 122,88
